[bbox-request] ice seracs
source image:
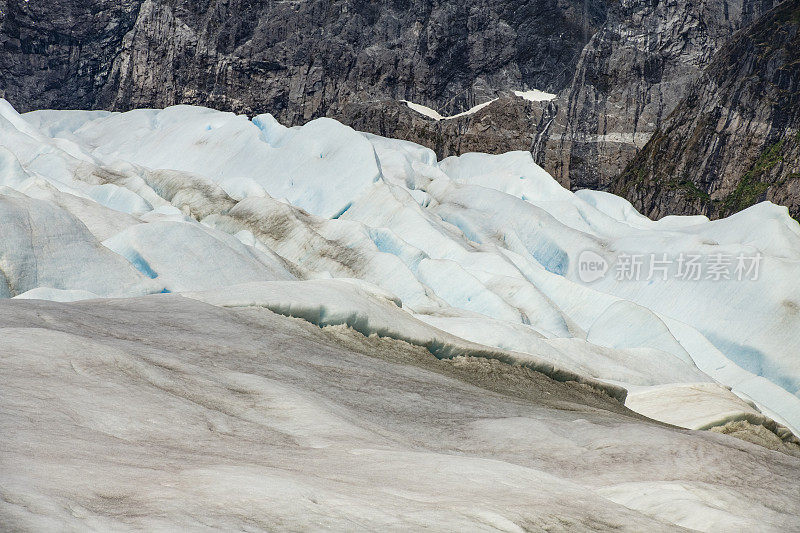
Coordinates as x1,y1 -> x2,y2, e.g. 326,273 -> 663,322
2,98 -> 800,530
1,98 -> 799,442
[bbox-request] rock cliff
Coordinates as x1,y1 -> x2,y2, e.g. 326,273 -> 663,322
612,0 -> 800,220
0,0 -> 607,124
535,0 -> 778,190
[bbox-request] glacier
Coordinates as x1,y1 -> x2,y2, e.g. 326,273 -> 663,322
1,99 -> 800,530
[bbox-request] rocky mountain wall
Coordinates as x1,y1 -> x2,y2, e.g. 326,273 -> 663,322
0,0 -> 607,124
612,0 -> 800,220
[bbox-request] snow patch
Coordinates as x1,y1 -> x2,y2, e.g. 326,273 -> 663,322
400,99 -> 499,121
513,89 -> 557,102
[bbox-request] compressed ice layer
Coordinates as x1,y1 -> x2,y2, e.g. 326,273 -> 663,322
2,295 -> 798,531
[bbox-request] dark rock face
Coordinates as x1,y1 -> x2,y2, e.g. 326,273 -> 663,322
612,0 -> 800,220
0,0 -> 607,124
0,0 -> 143,110
342,0 -> 781,193
533,0 -> 778,191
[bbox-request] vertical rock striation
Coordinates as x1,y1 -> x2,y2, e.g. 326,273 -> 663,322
0,0 -> 608,124
612,0 -> 800,220
534,0 -> 778,190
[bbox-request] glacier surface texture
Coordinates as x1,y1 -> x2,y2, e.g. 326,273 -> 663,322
1,101 -> 799,530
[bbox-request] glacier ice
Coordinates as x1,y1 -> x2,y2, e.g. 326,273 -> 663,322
1,99 -> 800,530
2,296 -> 798,531
3,99 -> 800,433
4,99 -> 800,432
